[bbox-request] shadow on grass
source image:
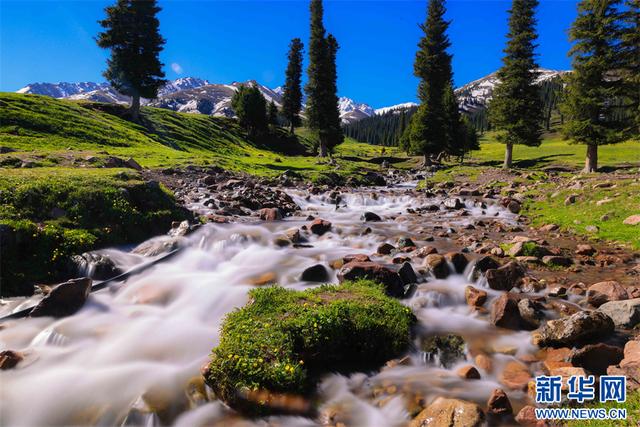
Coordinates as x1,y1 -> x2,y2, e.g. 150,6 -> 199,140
475,153 -> 574,169
339,155 -> 406,165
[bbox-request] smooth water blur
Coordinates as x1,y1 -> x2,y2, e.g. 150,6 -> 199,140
0,185 -> 526,426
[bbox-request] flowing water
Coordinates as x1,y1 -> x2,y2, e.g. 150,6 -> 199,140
0,183 -> 537,426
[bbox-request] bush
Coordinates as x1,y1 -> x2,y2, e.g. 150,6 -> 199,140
204,280 -> 416,415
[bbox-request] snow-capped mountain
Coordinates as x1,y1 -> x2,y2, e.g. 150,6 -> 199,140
455,68 -> 568,113
374,102 -> 418,116
16,78 -> 375,123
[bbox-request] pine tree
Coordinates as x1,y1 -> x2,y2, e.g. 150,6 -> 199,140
443,83 -> 464,158
620,0 -> 640,135
268,100 -> 279,127
402,0 -> 454,166
488,0 -> 543,169
232,84 -> 268,139
305,0 -> 343,157
281,38 -> 304,134
560,0 -> 626,172
97,0 -> 166,121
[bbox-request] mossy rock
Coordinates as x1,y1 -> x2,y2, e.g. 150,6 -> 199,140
204,280 -> 416,416
421,334 -> 466,368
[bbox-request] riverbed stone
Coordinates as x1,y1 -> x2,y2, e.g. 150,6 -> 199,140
485,261 -> 525,291
465,286 -> 487,308
597,298 -> 640,328
300,264 -> 329,282
569,343 -> 624,375
487,388 -> 512,417
424,254 -> 449,279
491,294 -> 523,330
542,256 -> 573,267
443,198 -> 465,210
0,350 -> 24,370
343,254 -> 370,264
337,262 -> 405,297
410,397 -> 485,427
258,207 -> 282,221
499,361 -> 531,391
587,281 -> 628,307
421,334 -> 465,368
377,243 -> 395,255
309,218 -> 332,235
361,211 -> 381,222
445,252 -> 468,273
457,365 -> 481,380
534,310 -> 615,348
29,277 -> 92,318
623,214 -> 640,225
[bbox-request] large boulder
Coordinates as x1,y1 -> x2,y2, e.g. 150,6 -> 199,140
445,252 -> 468,273
491,294 -> 523,330
424,254 -> 450,279
309,218 -> 332,236
534,310 -> 615,348
410,397 -> 485,427
337,262 -> 405,297
569,343 -> 624,375
300,264 -> 329,282
587,281 -> 629,307
29,277 -> 92,318
607,339 -> 640,390
597,298 -> 640,328
485,261 -> 525,291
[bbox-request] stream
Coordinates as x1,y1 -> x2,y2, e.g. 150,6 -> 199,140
0,182 -> 539,426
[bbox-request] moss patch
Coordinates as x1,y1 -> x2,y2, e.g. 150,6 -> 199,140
0,168 -> 189,295
205,280 -> 416,415
565,390 -> 640,427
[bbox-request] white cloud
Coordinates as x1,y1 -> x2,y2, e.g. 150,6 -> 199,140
171,62 -> 183,74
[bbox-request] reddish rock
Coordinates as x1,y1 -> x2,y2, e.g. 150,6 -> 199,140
541,347 -> 572,374
569,343 -> 624,375
575,244 -> 596,256
445,252 -> 469,273
587,281 -> 628,307
342,254 -> 370,264
337,261 -> 404,297
516,405 -> 549,426
415,246 -> 438,257
623,214 -> 640,225
608,339 -> 640,390
409,397 -> 485,427
309,218 -> 332,236
424,254 -> 450,279
499,361 -> 531,391
258,207 -> 282,221
0,350 -> 24,370
474,256 -> 501,273
457,365 -> 481,380
487,388 -> 512,416
491,293 -> 523,330
485,261 -> 525,291
377,243 -> 395,255
475,354 -> 493,373
465,286 -> 487,308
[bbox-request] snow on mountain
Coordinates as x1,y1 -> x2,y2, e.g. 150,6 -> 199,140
455,68 -> 569,113
16,82 -> 110,98
338,97 -> 374,124
158,77 -> 210,96
374,102 -> 418,116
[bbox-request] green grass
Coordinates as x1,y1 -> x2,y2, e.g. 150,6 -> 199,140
0,168 -> 189,296
522,178 -> 640,249
470,132 -> 640,169
566,390 -> 640,427
0,93 -> 406,178
205,280 -> 416,415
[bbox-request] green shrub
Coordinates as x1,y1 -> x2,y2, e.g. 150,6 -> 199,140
205,280 -> 416,415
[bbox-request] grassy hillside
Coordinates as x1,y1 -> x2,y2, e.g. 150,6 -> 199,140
0,93 -> 409,177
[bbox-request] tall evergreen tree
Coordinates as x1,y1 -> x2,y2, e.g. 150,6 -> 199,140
443,83 -> 464,158
488,0 -> 543,169
560,0 -> 626,172
305,0 -> 343,157
232,84 -> 268,139
401,0 -> 454,166
281,38 -> 304,134
268,100 -> 279,127
97,0 -> 166,121
620,0 -> 640,135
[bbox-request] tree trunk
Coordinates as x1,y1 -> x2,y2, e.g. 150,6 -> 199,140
289,121 -> 295,135
423,154 -> 432,168
584,144 -> 598,173
130,95 -> 141,121
319,137 -> 328,157
503,143 -> 513,169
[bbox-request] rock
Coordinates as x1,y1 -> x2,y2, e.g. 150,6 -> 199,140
424,254 -> 449,279
443,198 -> 465,210
421,334 -> 465,368
343,254 -> 370,264
518,298 -> 544,329
309,218 -> 332,236
457,365 -> 481,380
623,214 -> 640,225
575,244 -> 596,256
445,252 -> 468,273
585,225 -> 599,233
499,361 -> 531,391
168,220 -> 191,237
507,200 -> 521,214
285,228 -> 305,244
564,194 -> 578,205
250,272 -> 277,286
487,388 -> 512,417
397,262 -> 418,285
361,211 -> 382,222
132,236 -> 181,257
508,241 -> 550,258
300,264 -> 329,282
540,224 -> 559,232
0,350 -> 24,370
569,343 -> 624,375
485,261 -> 525,291
397,236 -> 415,249
410,397 -> 484,427
125,157 -> 143,171
259,208 -> 282,221
416,246 -> 438,257
377,243 -> 395,255
598,298 -> 640,328
587,281 -> 628,307
475,354 -> 493,372
465,286 -> 487,308
516,405 -> 549,426
542,256 -> 573,267
541,347 -> 573,374
491,294 -> 523,330
337,262 -> 405,297
474,256 -> 500,273
71,252 -> 122,280
607,339 -> 640,390
535,310 -> 615,348
29,277 -> 92,318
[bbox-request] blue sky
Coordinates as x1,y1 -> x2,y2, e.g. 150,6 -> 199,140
0,0 -> 578,108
